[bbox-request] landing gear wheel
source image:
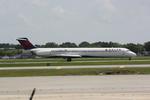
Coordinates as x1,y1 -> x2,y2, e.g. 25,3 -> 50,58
67,58 -> 72,62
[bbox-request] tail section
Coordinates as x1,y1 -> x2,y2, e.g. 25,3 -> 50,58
17,38 -> 36,50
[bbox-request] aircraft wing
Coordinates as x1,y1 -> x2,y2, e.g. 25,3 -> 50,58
54,54 -> 81,58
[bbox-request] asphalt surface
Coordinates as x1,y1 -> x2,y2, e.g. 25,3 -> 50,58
0,75 -> 150,100
0,64 -> 150,70
0,75 -> 150,92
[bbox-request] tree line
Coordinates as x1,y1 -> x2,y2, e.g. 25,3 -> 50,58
0,41 -> 150,56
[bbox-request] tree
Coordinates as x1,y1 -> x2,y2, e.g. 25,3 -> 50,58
108,42 -> 121,47
144,41 -> 150,51
79,41 -> 90,47
14,44 -> 22,49
59,42 -> 77,48
123,43 -> 139,53
136,44 -> 144,55
91,42 -> 102,47
45,42 -> 58,48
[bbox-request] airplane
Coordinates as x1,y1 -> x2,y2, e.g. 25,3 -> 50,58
17,38 -> 136,61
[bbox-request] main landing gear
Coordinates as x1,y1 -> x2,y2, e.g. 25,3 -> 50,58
129,57 -> 132,60
67,58 -> 72,62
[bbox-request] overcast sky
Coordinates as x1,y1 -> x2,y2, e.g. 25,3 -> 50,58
0,0 -> 150,44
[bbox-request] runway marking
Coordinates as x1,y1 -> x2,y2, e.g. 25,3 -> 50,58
0,64 -> 149,70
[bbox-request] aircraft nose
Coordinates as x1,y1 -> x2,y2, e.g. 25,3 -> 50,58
129,51 -> 137,57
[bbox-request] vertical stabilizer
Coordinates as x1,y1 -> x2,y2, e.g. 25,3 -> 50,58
17,38 -> 36,50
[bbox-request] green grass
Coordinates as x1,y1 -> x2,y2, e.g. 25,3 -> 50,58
0,56 -> 149,67
0,59 -> 150,67
0,56 -> 150,77
0,67 -> 150,77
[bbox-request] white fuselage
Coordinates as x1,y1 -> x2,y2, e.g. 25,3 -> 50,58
30,48 -> 136,58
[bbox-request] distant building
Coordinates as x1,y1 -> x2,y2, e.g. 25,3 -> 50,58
0,56 -> 3,59
143,51 -> 150,56
2,56 -> 9,59
20,53 -> 33,58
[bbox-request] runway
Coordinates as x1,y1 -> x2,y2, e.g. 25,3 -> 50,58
0,64 -> 150,70
0,59 -> 149,64
0,75 -> 150,100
